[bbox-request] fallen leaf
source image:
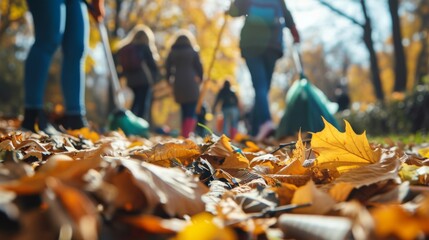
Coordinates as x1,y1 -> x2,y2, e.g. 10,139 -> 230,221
113,158 -> 209,217
311,118 -> 381,173
45,178 -> 100,240
291,180 -> 335,215
205,135 -> 249,169
132,139 -> 200,166
371,204 -> 429,240
323,149 -> 402,202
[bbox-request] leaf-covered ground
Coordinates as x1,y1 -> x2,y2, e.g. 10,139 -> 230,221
0,118 -> 428,240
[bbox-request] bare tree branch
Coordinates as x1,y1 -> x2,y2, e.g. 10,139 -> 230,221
318,0 -> 364,27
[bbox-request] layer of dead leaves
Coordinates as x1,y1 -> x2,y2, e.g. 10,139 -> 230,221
0,118 -> 428,240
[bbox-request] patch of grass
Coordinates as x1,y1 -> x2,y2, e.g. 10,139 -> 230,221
368,132 -> 428,145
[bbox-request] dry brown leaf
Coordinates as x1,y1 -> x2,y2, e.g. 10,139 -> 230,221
291,180 -> 336,215
324,149 -> 403,202
334,201 -> 375,240
371,203 -> 429,240
45,178 -> 100,240
205,135 -> 250,169
311,118 -> 381,173
0,154 -> 102,194
271,183 -> 298,205
114,158 -> 208,217
249,154 -> 280,174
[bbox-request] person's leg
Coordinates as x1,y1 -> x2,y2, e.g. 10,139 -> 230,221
222,107 -> 232,137
140,84 -> 150,119
263,53 -> 278,92
253,53 -> 278,140
245,56 -> 271,136
130,85 -> 146,118
181,102 -> 197,138
130,86 -> 142,116
60,0 -> 89,129
23,0 -> 64,131
230,106 -> 240,138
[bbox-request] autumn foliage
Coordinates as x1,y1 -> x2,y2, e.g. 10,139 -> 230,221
0,119 -> 428,240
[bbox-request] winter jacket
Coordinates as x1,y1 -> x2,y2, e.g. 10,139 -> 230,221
118,43 -> 158,87
165,45 -> 203,104
228,0 -> 297,58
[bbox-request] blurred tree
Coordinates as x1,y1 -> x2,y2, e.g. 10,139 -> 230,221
319,0 -> 384,101
388,0 -> 407,92
414,0 -> 429,85
0,0 -> 28,115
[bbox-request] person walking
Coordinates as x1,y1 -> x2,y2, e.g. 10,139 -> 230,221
165,30 -> 203,138
212,80 -> 240,139
116,24 -> 159,122
227,0 -> 300,140
21,0 -> 104,133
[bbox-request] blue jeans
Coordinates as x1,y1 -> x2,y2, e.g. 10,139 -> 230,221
25,0 -> 89,115
222,106 -> 240,136
245,53 -> 278,136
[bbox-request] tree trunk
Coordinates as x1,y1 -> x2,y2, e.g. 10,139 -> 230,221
361,0 -> 384,100
389,0 -> 407,92
415,0 -> 429,85
319,0 -> 384,101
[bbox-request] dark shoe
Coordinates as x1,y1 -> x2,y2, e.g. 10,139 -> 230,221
21,108 -> 59,135
60,114 -> 89,130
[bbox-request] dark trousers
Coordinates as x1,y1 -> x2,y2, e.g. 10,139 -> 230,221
131,85 -> 150,119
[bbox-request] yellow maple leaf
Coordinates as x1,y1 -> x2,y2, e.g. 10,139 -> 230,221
311,118 -> 380,173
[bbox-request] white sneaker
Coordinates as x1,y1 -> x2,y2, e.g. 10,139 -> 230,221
255,121 -> 275,141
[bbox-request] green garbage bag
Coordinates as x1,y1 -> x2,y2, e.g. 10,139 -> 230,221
275,78 -> 339,139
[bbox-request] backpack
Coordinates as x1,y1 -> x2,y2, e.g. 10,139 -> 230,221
247,0 -> 284,26
118,44 -> 143,72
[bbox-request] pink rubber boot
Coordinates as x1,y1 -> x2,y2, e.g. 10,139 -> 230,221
230,128 -> 238,140
181,118 -> 197,138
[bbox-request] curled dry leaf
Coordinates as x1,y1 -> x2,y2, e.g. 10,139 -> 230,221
204,135 -> 249,169
108,158 -> 209,217
324,149 -> 403,202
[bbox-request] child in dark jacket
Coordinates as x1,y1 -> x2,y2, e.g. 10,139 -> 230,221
213,80 -> 240,139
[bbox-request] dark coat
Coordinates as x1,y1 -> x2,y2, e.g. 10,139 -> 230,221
165,45 -> 203,104
118,43 -> 158,87
228,0 -> 296,58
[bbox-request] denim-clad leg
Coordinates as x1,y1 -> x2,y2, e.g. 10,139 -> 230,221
245,57 -> 268,136
25,0 -> 88,115
61,0 -> 89,115
24,0 -> 65,109
245,53 -> 277,136
222,106 -> 240,136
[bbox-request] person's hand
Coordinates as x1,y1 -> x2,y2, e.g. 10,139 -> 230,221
290,25 -> 300,43
89,0 -> 105,23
